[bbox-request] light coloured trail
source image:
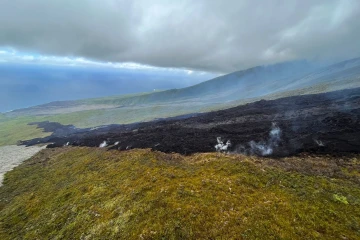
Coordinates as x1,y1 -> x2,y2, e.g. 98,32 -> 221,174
0,145 -> 45,186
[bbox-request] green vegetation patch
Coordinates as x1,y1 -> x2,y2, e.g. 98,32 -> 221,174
1,148 -> 359,239
0,102 -> 218,146
0,115 -> 50,146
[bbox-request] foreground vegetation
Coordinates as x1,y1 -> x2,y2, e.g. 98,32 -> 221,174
0,147 -> 359,239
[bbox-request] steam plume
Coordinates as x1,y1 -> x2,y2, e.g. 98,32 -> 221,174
235,122 -> 281,156
99,141 -> 108,148
215,137 -> 232,153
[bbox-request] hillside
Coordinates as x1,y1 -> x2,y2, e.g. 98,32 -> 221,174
5,58 -> 360,118
22,87 -> 360,157
1,58 -> 360,147
0,63 -> 209,113
0,147 -> 359,239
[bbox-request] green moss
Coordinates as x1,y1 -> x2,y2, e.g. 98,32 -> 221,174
1,148 -> 359,239
333,194 -> 349,204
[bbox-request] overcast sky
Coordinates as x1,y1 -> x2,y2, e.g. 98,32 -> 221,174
0,0 -> 359,73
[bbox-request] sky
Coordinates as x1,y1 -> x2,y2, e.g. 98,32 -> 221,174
0,0 -> 359,73
0,0 -> 360,111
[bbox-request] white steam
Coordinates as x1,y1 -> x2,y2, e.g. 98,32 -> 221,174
99,141 -> 108,148
235,122 -> 282,156
249,140 -> 274,156
314,139 -> 325,147
215,137 -> 232,153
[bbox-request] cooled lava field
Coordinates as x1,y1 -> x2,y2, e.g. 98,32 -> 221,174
21,88 -> 360,157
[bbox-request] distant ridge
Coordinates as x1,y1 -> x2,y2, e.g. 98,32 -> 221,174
1,57 -> 360,147
6,57 -> 360,118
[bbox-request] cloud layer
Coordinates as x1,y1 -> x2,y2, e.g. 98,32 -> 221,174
0,0 -> 359,72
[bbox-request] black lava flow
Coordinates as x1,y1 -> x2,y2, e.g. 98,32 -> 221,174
21,88 -> 360,157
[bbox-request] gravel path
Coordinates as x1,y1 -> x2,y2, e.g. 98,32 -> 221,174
0,145 -> 45,186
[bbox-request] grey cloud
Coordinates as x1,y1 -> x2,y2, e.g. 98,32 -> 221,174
0,0 -> 359,73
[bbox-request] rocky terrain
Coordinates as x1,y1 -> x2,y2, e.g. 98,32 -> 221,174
21,87 -> 360,157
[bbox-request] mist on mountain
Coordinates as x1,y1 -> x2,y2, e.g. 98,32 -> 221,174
0,63 -> 216,112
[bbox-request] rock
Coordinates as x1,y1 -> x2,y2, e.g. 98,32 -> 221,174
20,88 -> 360,157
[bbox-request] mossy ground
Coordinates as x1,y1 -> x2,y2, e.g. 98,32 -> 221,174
0,148 -> 359,239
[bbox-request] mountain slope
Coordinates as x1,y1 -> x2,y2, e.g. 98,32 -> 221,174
1,58 -> 360,147
21,87 -> 360,157
1,147 -> 359,239
6,58 -> 360,118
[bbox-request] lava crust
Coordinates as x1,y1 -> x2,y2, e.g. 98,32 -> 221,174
21,88 -> 360,156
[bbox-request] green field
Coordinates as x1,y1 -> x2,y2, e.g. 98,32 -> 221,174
0,101 -> 224,146
0,115 -> 50,146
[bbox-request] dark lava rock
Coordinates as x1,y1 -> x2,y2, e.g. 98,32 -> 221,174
21,88 -> 360,157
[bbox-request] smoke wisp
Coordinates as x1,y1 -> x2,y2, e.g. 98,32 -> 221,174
235,122 -> 281,156
99,141 -> 108,148
215,137 -> 232,153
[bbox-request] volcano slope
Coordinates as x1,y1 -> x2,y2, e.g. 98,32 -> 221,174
21,87 -> 360,157
1,148 -> 360,239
